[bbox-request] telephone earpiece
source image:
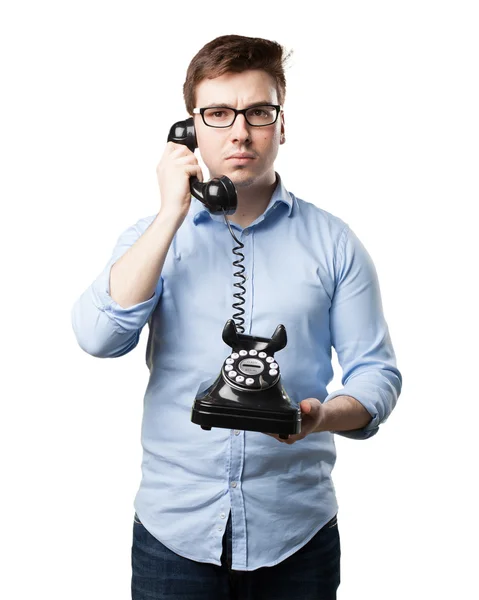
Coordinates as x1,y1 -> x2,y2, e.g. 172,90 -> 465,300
167,118 -> 237,215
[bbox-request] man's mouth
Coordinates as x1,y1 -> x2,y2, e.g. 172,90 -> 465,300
226,153 -> 256,160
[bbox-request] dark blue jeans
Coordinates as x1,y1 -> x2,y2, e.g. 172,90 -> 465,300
131,511 -> 340,599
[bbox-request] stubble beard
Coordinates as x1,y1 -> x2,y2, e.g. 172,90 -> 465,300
226,164 -> 270,189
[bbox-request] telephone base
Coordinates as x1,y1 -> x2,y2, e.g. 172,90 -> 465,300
193,320 -> 301,437
201,424 -> 288,440
192,375 -> 301,437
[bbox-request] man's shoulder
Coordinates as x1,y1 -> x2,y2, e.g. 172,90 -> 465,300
291,193 -> 349,236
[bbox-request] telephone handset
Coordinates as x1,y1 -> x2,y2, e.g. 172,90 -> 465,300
167,118 -> 237,215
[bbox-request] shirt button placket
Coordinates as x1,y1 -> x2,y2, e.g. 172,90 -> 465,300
228,416 -> 246,569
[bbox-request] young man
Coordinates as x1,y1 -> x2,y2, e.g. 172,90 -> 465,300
72,35 -> 402,600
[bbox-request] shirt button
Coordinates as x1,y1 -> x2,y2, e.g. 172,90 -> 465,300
244,229 -> 250,236
218,526 -> 223,531
220,513 -> 226,519
231,482 -> 237,488
234,430 -> 240,435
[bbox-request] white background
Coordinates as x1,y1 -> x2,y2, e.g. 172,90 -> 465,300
1,1 -> 478,598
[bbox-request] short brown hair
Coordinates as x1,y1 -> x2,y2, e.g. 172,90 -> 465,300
183,35 -> 291,115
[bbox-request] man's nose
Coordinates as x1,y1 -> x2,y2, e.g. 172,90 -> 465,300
229,114 -> 251,145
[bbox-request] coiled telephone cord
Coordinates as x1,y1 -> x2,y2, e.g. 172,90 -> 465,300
223,211 -> 246,334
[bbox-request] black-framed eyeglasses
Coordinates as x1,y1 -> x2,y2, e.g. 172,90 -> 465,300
192,104 -> 282,128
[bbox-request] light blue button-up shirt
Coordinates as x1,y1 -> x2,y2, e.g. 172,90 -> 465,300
71,174 -> 401,571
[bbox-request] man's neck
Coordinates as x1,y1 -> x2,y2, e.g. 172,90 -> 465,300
227,178 -> 278,229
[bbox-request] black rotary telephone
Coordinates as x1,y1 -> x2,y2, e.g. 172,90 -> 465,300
167,119 -> 301,439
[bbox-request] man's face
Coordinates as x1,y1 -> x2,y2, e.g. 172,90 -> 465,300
193,69 -> 285,189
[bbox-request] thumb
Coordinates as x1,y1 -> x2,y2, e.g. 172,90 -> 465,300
300,400 -> 312,413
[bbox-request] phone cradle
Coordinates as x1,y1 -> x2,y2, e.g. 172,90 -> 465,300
192,320 -> 301,439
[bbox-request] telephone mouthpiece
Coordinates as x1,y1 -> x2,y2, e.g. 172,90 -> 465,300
206,177 -> 237,214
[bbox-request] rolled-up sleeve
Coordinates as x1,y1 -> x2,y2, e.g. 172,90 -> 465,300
71,220 -> 162,358
324,226 -> 402,440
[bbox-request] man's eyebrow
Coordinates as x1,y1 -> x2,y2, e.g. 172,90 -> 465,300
202,101 -> 274,109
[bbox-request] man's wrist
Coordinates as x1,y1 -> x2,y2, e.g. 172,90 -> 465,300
315,395 -> 372,433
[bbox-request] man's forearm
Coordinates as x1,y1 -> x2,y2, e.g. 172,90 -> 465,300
315,395 -> 372,433
110,210 -> 183,308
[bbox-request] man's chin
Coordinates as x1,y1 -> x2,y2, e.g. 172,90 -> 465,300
229,175 -> 257,188
220,168 -> 259,189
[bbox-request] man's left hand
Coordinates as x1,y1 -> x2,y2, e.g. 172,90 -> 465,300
263,398 -> 325,444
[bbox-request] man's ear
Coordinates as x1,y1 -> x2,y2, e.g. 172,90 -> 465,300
280,111 -> 286,145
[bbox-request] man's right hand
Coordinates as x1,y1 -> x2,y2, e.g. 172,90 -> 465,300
156,141 -> 204,221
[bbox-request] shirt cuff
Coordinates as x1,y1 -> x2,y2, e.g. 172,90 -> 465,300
91,259 -> 162,332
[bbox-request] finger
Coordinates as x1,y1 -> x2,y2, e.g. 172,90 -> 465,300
167,141 -> 192,154
173,154 -> 200,166
184,165 -> 203,182
300,401 -> 311,413
262,433 -> 285,442
166,144 -> 196,161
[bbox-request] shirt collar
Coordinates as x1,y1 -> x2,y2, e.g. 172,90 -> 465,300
191,172 -> 293,226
